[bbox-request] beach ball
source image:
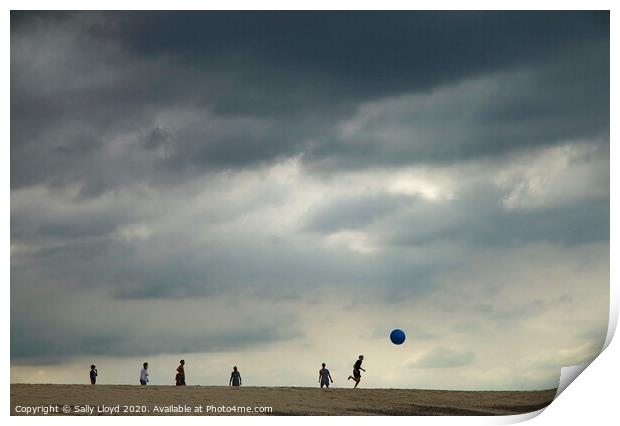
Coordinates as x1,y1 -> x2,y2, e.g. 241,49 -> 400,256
390,329 -> 406,345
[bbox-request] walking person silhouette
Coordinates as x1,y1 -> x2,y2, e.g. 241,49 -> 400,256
319,363 -> 333,388
175,360 -> 186,386
229,366 -> 242,386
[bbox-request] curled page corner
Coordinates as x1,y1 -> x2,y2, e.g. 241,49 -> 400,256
492,407 -> 547,424
495,362 -> 595,425
555,361 -> 592,398
545,288 -> 617,410
500,292 -> 616,423
603,294 -> 618,351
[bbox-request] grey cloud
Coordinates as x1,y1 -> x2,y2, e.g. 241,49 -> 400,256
12,231 -> 441,303
117,11 -> 607,105
11,208 -> 128,243
11,322 -> 300,363
300,179 -> 609,251
303,193 -> 413,233
11,12 -> 609,195
11,287 -> 303,362
307,43 -> 609,172
379,189 -> 609,248
142,126 -> 172,151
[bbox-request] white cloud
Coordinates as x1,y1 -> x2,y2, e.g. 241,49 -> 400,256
496,142 -> 609,210
407,347 -> 475,368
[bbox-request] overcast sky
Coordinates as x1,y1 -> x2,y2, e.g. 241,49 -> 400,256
11,11 -> 609,390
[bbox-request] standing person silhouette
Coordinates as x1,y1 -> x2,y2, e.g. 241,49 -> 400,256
229,366 -> 242,386
318,363 -> 333,388
140,362 -> 149,385
347,355 -> 365,388
175,360 -> 186,386
89,365 -> 98,385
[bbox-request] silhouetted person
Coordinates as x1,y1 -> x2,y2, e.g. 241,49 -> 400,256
229,366 -> 242,386
175,360 -> 186,386
347,355 -> 365,388
140,362 -> 149,385
89,365 -> 98,385
319,363 -> 333,388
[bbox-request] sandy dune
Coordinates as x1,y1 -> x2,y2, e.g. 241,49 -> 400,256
11,384 -> 556,416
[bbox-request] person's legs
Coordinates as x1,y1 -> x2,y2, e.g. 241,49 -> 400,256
353,378 -> 360,388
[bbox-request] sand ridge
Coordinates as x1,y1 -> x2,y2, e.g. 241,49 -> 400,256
11,384 -> 556,416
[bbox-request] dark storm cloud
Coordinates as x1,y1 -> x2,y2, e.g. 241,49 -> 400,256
10,11 -> 610,364
118,11 -> 607,100
11,11 -> 609,194
308,42 -> 609,171
11,206 -> 128,242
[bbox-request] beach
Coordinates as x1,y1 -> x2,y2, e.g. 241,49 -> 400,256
11,384 -> 556,416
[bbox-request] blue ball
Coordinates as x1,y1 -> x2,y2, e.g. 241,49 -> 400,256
390,329 -> 406,345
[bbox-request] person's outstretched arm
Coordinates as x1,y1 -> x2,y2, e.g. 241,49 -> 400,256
329,372 -> 333,383
239,375 -> 242,385
229,373 -> 233,386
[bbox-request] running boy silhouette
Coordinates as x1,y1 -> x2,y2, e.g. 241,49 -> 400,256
347,355 -> 365,388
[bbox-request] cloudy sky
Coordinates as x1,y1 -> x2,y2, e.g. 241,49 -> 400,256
11,11 -> 609,390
